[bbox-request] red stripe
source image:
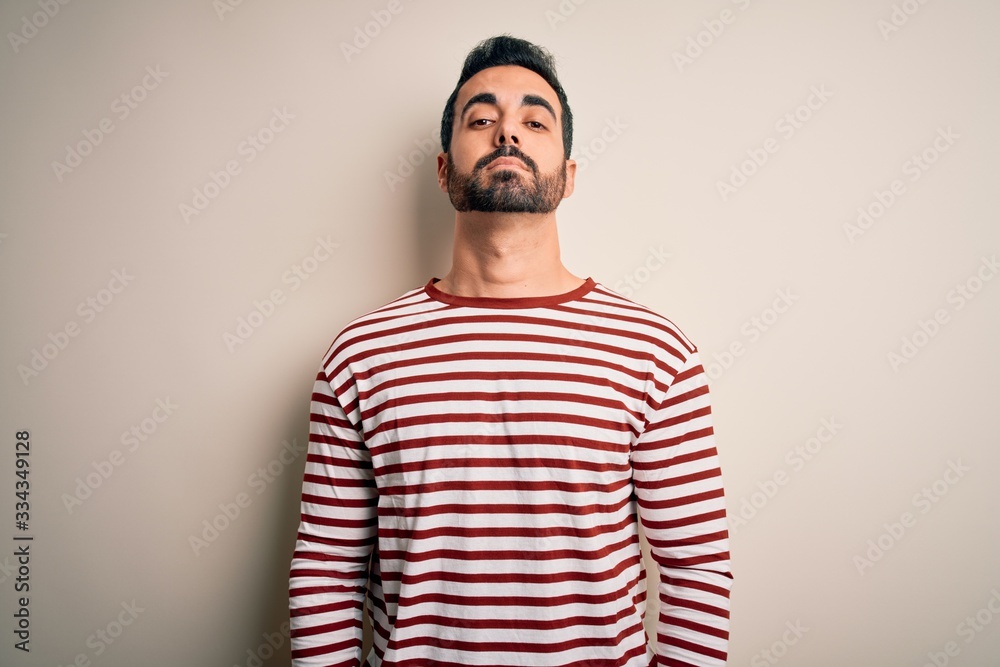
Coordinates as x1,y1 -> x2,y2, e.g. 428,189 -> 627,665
635,467 -> 721,490
379,514 -> 634,541
362,387 -> 645,423
377,455 -> 630,477
377,495 -> 633,518
640,508 -> 728,531
387,644 -> 648,667
632,443 -> 717,470
290,637 -> 356,660
379,476 -> 632,496
302,472 -> 375,488
392,606 -> 634,631
288,598 -> 363,617
371,434 -> 632,461
300,493 -> 374,508
390,619 -> 646,653
367,407 -> 636,440
657,631 -> 728,662
380,534 -> 639,564
358,368 -> 648,405
637,487 -> 725,510
394,588 -> 642,610
289,616 -> 359,638
389,554 -> 642,586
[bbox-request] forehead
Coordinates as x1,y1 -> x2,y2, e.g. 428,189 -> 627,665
455,65 -> 560,118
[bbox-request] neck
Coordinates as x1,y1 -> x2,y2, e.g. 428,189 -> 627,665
437,210 -> 582,298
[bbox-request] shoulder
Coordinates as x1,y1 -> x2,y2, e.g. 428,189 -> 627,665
318,281 -> 439,372
586,282 -> 710,398
586,281 -> 698,359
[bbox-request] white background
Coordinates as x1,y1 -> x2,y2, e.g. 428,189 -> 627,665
1,1 -> 998,665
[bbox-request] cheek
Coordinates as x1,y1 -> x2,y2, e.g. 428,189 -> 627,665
538,155 -> 565,175
528,143 -> 562,168
451,148 -> 483,173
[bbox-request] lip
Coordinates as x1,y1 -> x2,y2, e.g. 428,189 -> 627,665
486,156 -> 528,170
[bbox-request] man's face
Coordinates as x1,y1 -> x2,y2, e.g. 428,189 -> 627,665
437,65 -> 576,213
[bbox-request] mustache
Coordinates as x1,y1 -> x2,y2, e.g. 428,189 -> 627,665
474,146 -> 537,173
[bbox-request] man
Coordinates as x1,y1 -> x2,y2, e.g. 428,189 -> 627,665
289,35 -> 733,666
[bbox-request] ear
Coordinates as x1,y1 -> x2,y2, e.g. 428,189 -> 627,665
562,158 -> 577,199
436,152 -> 449,193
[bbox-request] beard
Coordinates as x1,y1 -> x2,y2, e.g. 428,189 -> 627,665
446,146 -> 567,214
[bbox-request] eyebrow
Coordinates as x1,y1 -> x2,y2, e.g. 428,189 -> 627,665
460,92 -> 558,123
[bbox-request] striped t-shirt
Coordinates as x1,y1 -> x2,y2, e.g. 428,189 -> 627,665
288,276 -> 733,667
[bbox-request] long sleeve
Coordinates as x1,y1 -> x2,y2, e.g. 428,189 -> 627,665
631,347 -> 733,666
289,363 -> 377,667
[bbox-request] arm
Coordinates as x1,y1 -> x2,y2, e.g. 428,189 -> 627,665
288,363 -> 376,667
632,348 -> 733,666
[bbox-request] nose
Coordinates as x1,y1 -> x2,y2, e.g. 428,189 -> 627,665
495,118 -> 520,148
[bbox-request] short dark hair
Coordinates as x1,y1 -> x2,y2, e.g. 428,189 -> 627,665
440,35 -> 573,160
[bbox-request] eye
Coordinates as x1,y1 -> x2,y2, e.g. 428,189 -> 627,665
526,121 -> 546,130
471,118 -> 493,127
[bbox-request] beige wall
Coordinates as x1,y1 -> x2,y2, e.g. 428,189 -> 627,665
2,1 -> 998,665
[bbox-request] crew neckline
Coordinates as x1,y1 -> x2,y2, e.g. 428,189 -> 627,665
424,276 -> 596,308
